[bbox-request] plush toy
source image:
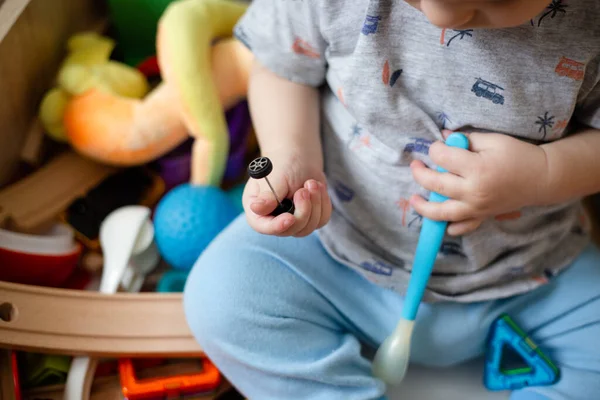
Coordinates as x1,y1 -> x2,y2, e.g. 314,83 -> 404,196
151,0 -> 254,270
40,0 -> 256,270
60,0 -> 252,188
106,0 -> 177,66
38,32 -> 149,142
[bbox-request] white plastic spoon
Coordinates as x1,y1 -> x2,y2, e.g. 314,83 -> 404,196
372,133 -> 469,385
64,206 -> 158,400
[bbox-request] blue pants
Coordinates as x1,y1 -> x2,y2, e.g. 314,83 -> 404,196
183,215 -> 600,400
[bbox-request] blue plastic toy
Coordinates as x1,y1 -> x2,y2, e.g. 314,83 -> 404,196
484,314 -> 560,391
372,133 -> 470,386
156,270 -> 190,292
153,184 -> 240,270
401,132 -> 470,320
226,183 -> 245,214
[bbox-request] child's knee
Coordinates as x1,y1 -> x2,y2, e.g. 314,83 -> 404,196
182,229 -> 254,351
182,222 -> 287,354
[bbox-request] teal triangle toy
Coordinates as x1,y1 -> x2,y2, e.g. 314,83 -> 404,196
484,314 -> 560,391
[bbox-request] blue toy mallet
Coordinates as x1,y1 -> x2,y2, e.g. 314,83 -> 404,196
372,132 -> 470,385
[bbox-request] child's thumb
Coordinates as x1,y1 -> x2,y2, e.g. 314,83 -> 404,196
251,173 -> 290,215
257,175 -> 289,204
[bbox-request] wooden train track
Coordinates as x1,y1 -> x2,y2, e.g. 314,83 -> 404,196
0,151 -> 116,233
0,281 -> 202,357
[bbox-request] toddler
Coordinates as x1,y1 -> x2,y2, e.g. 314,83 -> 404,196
184,1 -> 600,399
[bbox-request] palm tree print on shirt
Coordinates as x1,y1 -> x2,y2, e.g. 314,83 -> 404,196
383,60 -> 403,87
446,30 -> 473,46
536,112 -> 555,140
437,112 -> 452,129
532,0 -> 568,27
348,124 -> 362,148
397,198 -> 423,228
408,210 -> 423,229
348,124 -> 371,150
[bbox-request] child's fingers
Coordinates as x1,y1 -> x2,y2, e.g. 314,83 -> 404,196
248,191 -> 280,216
245,211 -> 295,236
295,180 -> 322,237
410,160 -> 465,200
317,181 -> 332,229
447,218 -> 483,236
409,194 -> 473,222
279,188 -> 313,236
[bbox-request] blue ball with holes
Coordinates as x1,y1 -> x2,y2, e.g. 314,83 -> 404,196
154,183 -> 240,270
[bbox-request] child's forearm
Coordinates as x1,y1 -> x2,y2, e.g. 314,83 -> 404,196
247,60 -> 323,170
539,128 -> 600,204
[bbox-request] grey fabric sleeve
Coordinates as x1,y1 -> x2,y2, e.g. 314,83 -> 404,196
233,0 -> 327,87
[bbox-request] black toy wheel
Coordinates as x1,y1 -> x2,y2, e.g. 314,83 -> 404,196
271,198 -> 295,217
248,157 -> 273,179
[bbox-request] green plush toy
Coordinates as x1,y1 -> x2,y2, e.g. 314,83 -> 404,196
107,0 -> 178,66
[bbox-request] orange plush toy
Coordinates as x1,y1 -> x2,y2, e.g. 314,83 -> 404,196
54,0 -> 253,187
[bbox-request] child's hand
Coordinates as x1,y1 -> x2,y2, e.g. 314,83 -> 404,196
409,130 -> 549,236
242,154 -> 332,237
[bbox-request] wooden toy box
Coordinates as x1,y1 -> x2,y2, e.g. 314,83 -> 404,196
0,1 -> 599,400
0,3 -> 220,399
0,0 -> 107,187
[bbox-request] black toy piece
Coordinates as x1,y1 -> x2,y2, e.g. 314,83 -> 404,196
248,157 -> 295,216
248,157 -> 272,179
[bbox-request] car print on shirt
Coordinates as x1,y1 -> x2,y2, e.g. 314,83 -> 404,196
333,181 -> 355,202
403,138 -> 432,155
382,60 -> 403,87
360,260 -> 393,276
440,242 -> 466,257
292,37 -> 320,59
506,266 -> 526,278
471,78 -> 505,105
555,57 -> 585,81
362,15 -> 381,35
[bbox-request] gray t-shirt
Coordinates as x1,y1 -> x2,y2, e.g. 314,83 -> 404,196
234,0 -> 600,302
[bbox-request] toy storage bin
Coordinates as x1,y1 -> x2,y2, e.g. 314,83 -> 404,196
0,3 -> 212,399
2,1 -> 600,400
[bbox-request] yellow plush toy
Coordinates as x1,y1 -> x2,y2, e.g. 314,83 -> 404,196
39,32 -> 149,141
